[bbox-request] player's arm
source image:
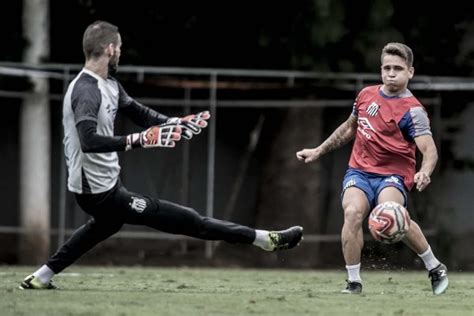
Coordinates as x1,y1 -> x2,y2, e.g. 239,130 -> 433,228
117,82 -> 210,140
296,114 -> 358,163
117,82 -> 169,127
77,120 -> 127,153
414,134 -> 438,192
74,85 -> 180,153
400,106 -> 438,192
76,121 -> 181,152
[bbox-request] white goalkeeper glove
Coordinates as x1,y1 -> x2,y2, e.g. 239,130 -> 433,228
125,123 -> 182,150
167,111 -> 211,140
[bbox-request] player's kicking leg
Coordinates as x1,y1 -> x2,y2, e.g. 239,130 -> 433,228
128,196 -> 304,252
406,221 -> 449,295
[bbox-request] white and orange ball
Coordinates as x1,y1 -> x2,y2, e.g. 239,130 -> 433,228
368,201 -> 411,244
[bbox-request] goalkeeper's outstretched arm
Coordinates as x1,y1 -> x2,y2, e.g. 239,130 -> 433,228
76,120 -> 181,153
117,81 -> 211,141
117,82 -> 169,128
296,114 -> 358,163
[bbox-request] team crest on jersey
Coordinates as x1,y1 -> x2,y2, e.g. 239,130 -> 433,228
129,196 -> 147,213
366,102 -> 380,116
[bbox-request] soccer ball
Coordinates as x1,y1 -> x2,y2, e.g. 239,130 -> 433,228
368,201 -> 411,244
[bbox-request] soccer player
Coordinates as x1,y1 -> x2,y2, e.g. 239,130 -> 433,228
296,42 -> 448,295
20,20 -> 303,290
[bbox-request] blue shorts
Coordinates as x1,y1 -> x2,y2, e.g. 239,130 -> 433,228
341,168 -> 407,209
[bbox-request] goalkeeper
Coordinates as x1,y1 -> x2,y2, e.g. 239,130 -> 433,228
20,20 -> 303,290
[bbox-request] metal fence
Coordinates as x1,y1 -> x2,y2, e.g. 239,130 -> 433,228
1,62 -> 473,259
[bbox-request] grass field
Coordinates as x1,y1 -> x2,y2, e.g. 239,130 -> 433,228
1,266 -> 473,316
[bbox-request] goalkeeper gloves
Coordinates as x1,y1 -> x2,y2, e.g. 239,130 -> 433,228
126,123 -> 182,150
167,111 -> 211,140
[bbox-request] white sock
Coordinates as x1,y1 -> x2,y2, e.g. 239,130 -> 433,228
346,263 -> 362,283
253,230 -> 272,251
32,265 -> 55,284
418,246 -> 441,271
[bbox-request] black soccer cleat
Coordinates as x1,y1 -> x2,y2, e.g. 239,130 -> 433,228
19,274 -> 57,290
341,280 -> 362,294
268,226 -> 303,251
429,263 -> 449,295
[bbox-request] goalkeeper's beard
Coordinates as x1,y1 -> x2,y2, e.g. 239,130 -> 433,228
108,55 -> 119,75
108,62 -> 118,76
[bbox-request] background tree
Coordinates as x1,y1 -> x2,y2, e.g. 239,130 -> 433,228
18,0 -> 51,264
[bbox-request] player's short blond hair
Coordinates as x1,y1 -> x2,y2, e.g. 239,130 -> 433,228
381,42 -> 413,67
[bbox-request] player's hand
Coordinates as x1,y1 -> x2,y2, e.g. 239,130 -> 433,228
414,171 -> 431,192
126,123 -> 182,150
296,147 -> 323,163
167,111 -> 211,140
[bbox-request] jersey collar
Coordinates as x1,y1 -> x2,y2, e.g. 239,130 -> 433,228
379,86 -> 413,99
82,68 -> 108,83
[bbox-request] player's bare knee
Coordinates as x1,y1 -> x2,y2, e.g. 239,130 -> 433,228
343,206 -> 365,227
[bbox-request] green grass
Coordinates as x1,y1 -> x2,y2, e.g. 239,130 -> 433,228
1,266 -> 473,316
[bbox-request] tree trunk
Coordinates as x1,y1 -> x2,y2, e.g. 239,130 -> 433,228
256,107 -> 324,267
18,0 -> 51,264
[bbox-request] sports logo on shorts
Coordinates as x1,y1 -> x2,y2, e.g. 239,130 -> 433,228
384,176 -> 401,185
343,179 -> 357,191
129,196 -> 147,213
366,102 -> 380,116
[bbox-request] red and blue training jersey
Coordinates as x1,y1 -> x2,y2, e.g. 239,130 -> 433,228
348,85 -> 432,190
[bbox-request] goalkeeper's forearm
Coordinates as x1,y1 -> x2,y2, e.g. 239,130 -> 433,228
121,99 -> 169,128
77,120 -> 128,153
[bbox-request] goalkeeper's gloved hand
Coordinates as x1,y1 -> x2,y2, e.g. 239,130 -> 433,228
167,111 -> 211,140
126,123 -> 182,150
